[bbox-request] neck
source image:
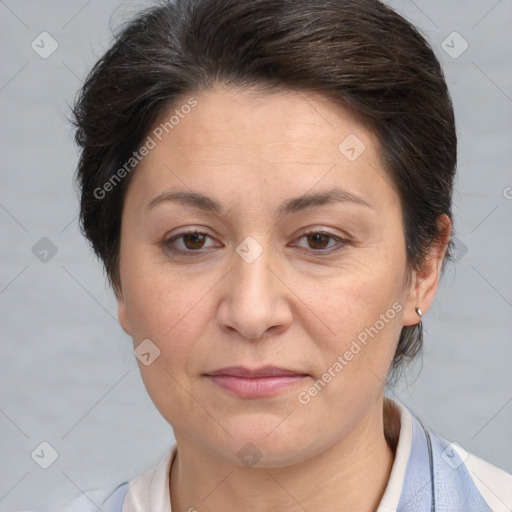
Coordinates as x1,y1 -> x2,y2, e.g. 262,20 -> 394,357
170,396 -> 399,512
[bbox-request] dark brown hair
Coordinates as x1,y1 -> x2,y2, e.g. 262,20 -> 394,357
72,0 -> 457,380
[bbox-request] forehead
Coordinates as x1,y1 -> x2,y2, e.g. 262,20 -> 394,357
125,84 -> 392,211
160,84 -> 375,159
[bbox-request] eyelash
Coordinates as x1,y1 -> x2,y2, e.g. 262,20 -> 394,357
162,229 -> 349,257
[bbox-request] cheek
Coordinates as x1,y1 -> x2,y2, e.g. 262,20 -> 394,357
124,266 -> 210,422
303,255 -> 407,379
121,255 -> 225,386
121,244 -> 197,337
308,259 -> 405,334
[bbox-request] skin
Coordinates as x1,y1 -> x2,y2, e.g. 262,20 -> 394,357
116,82 -> 451,512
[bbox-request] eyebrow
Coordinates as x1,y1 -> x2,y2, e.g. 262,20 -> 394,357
145,187 -> 372,216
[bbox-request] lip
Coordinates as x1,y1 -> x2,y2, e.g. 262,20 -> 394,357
204,366 -> 309,398
206,366 -> 308,378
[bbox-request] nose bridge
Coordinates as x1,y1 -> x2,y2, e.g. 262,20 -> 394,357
219,233 -> 290,339
233,234 -> 275,309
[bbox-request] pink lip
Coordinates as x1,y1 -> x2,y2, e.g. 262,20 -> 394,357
204,366 -> 309,398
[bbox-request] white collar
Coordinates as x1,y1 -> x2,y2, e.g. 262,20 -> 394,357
122,398 -> 413,512
376,398 -> 412,511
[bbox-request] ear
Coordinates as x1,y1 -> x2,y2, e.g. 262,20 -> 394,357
115,284 -> 133,336
403,214 -> 452,326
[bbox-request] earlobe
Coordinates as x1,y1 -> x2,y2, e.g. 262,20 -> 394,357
403,214 -> 451,327
402,270 -> 421,327
116,290 -> 132,336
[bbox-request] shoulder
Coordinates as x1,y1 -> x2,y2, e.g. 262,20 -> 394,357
423,421 -> 512,512
386,399 -> 512,512
53,481 -> 129,512
20,446 -> 176,512
434,435 -> 512,512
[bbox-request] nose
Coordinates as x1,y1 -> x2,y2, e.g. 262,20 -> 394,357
217,239 -> 293,341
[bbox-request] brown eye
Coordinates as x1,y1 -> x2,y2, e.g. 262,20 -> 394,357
306,233 -> 331,250
294,230 -> 348,255
163,231 -> 217,255
181,232 -> 207,250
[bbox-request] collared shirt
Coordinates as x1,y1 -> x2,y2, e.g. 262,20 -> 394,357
54,398 -> 512,512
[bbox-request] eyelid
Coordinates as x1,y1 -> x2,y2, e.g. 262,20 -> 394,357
291,229 -> 348,254
163,229 -> 220,253
162,227 -> 350,256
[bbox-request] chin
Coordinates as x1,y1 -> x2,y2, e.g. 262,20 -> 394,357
232,438 -> 325,469
206,417 -> 323,468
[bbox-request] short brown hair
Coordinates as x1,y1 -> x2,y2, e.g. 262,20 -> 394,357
72,0 -> 457,379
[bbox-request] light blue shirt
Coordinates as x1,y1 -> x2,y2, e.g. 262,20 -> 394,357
34,398 -> 512,511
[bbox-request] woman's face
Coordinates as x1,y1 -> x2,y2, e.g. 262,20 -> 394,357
117,83 -> 435,466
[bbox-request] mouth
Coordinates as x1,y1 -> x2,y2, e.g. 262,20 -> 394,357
203,366 -> 310,398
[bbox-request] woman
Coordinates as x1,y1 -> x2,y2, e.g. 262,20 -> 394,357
56,0 -> 511,510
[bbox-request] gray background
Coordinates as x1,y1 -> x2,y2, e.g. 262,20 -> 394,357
1,0 -> 511,510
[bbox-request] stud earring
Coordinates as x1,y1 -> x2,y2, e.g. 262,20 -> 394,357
415,307 -> 423,318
